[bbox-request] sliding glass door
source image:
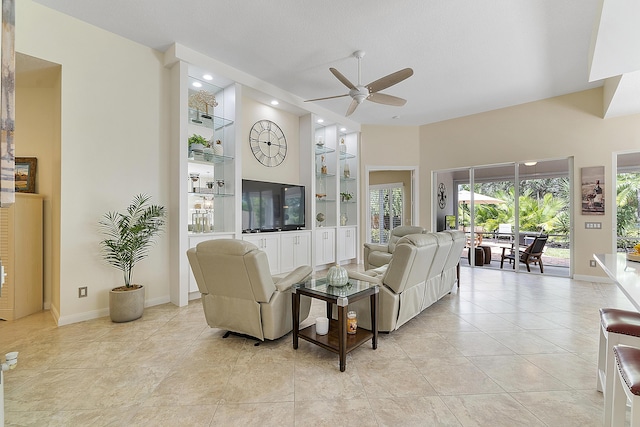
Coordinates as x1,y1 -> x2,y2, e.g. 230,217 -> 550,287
616,151 -> 640,252
434,157 -> 572,276
369,183 -> 404,244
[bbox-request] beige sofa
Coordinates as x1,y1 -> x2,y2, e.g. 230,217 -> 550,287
347,230 -> 465,332
187,239 -> 312,341
363,225 -> 426,270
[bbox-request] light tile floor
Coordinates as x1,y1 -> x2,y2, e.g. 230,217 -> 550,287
0,267 -> 633,426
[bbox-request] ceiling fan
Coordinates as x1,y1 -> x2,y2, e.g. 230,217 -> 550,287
305,50 -> 413,117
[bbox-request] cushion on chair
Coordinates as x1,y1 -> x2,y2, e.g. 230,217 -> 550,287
187,238 -> 313,341
600,308 -> 640,337
613,345 -> 640,395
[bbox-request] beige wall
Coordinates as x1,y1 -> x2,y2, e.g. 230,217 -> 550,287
15,62 -> 60,311
241,96 -> 301,184
420,88 -> 640,277
17,1 -> 171,324
369,170 -> 413,226
360,125 -> 420,249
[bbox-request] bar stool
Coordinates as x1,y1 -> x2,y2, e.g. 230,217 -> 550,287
611,345 -> 640,426
598,308 -> 640,426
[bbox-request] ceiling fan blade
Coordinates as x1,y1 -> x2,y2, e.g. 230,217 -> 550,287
345,99 -> 359,117
330,67 -> 357,90
304,94 -> 349,102
367,92 -> 407,106
367,68 -> 414,93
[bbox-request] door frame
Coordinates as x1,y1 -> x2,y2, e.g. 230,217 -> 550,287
364,166 -> 419,245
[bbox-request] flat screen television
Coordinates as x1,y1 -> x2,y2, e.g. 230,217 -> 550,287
242,179 -> 305,232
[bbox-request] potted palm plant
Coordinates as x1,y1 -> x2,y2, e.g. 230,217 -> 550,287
99,194 -> 166,322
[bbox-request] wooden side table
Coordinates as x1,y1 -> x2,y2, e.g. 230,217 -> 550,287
292,278 -> 378,372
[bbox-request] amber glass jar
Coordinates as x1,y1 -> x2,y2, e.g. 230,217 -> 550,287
347,311 -> 357,334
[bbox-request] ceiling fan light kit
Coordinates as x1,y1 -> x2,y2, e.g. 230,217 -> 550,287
306,50 -> 413,117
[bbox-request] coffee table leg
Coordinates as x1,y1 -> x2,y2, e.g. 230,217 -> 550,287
326,301 -> 332,320
292,292 -> 300,350
338,305 -> 346,372
371,292 -> 378,350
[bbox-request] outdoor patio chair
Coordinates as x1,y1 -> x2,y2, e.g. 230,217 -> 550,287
500,235 -> 548,273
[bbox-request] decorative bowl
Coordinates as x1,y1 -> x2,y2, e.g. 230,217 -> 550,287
627,252 -> 640,263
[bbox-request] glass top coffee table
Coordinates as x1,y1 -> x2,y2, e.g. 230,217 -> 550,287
292,277 -> 378,372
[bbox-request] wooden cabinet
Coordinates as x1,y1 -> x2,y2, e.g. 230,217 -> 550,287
280,231 -> 311,273
0,194 -> 43,320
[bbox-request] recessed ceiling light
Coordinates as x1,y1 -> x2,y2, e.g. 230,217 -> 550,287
270,100 -> 279,106
317,119 -> 324,123
202,74 -> 213,81
524,161 -> 537,166
192,82 -> 202,88
340,127 -> 347,132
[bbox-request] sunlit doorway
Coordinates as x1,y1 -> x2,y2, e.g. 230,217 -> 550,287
434,158 -> 572,277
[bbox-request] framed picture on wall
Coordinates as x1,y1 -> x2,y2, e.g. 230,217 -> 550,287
581,165 -> 604,215
15,157 -> 37,193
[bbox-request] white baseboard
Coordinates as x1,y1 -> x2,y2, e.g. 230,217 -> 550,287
56,296 -> 173,326
57,308 -> 109,326
573,273 -> 614,283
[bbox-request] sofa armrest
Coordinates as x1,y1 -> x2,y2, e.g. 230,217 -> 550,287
348,270 -> 383,286
363,242 -> 390,253
273,265 -> 313,292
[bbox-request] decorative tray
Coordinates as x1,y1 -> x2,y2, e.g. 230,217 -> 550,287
627,253 -> 640,262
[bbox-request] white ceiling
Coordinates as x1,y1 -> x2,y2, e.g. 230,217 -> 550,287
31,0 -> 637,126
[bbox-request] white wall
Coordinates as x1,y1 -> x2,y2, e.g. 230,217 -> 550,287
17,1 -> 172,324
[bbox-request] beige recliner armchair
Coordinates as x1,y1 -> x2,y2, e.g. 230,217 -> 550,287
363,225 -> 426,270
187,239 -> 312,341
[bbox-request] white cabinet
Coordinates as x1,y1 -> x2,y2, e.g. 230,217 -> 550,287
301,114 -> 359,270
280,231 -> 311,273
315,228 -> 336,266
242,234 -> 281,275
166,51 -> 241,307
338,226 -> 357,262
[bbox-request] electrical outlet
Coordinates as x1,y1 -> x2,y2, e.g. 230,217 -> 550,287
590,260 -> 597,268
78,286 -> 88,298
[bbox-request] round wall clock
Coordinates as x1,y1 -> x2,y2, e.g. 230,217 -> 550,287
437,183 -> 447,209
249,120 -> 287,167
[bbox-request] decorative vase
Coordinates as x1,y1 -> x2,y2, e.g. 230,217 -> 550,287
203,147 -> 214,162
327,264 -> 349,287
340,212 -> 348,226
340,138 -> 346,152
213,140 -> 224,156
343,162 -> 350,178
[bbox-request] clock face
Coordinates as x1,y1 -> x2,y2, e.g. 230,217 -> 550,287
438,183 -> 447,209
249,120 -> 287,167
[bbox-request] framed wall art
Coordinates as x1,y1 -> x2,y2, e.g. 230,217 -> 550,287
15,157 -> 36,193
581,165 -> 604,215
